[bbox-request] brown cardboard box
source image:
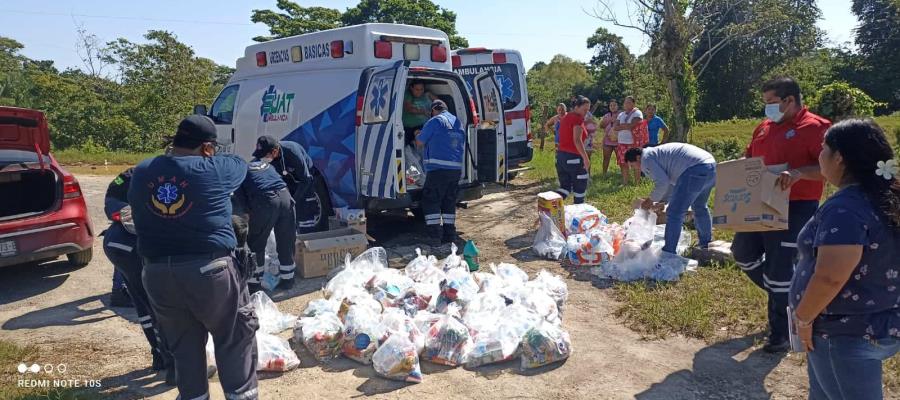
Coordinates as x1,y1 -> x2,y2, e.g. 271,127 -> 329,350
328,216 -> 367,235
295,228 -> 368,278
538,191 -> 565,235
713,157 -> 789,232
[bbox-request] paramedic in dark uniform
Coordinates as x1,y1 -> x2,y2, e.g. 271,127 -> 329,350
129,115 -> 258,400
416,99 -> 466,247
732,77 -> 831,353
556,95 -> 592,204
234,157 -> 296,291
252,136 -> 317,233
102,168 -> 172,373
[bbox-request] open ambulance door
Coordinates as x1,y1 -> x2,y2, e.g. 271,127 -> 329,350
472,71 -> 508,186
357,60 -> 409,199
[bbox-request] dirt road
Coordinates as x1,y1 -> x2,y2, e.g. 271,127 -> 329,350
0,174 -> 814,399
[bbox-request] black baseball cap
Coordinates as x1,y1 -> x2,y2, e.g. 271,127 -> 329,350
175,115 -> 217,142
252,135 -> 280,159
431,99 -> 447,111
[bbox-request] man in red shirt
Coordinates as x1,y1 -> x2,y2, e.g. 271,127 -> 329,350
732,77 -> 831,353
556,95 -> 592,204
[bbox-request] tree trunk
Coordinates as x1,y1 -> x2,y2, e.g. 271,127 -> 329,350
667,76 -> 689,143
658,0 -> 691,143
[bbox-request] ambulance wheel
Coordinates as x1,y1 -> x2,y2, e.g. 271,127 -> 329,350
310,174 -> 331,233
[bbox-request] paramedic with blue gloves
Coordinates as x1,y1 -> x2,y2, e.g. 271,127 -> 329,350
253,136 -> 318,233
416,99 -> 466,247
129,115 -> 259,400
233,156 -> 297,291
102,167 -> 173,374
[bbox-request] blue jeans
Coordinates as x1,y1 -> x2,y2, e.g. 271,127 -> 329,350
663,163 -> 716,254
808,336 -> 900,400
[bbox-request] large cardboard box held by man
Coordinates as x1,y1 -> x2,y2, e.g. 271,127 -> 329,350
294,228 -> 368,278
713,157 -> 789,232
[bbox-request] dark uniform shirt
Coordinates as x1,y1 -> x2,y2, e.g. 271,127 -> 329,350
789,185 -> 900,340
271,141 -> 312,191
128,154 -> 247,258
233,160 -> 287,214
104,168 -> 136,250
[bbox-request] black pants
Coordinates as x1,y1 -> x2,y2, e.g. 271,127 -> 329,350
422,169 -> 461,240
732,200 -> 819,340
556,151 -> 588,204
103,237 -> 171,365
143,254 -> 259,400
247,189 -> 296,282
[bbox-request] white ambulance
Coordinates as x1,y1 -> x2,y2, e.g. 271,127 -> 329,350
198,24 -> 508,230
452,48 -> 533,174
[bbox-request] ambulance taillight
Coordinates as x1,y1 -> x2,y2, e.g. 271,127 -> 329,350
431,45 -> 447,63
374,41 -> 392,59
492,53 -> 507,64
355,95 -> 364,126
330,41 -> 344,58
256,52 -> 267,67
469,97 -> 480,126
451,55 -> 461,68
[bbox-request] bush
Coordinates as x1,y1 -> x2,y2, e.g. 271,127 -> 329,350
809,82 -> 883,122
697,138 -> 744,162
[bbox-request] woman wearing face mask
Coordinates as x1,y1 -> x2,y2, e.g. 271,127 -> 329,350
790,119 -> 899,399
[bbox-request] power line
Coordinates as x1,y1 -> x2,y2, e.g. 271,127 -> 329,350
0,9 -> 253,26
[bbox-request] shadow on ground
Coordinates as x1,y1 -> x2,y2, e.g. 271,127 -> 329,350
0,259 -> 84,306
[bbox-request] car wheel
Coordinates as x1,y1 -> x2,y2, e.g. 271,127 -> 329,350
67,248 -> 92,267
298,174 -> 331,234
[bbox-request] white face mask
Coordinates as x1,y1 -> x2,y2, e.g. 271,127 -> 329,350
261,156 -> 273,163
765,103 -> 785,123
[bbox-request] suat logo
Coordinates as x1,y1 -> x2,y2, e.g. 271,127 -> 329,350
260,85 -> 295,122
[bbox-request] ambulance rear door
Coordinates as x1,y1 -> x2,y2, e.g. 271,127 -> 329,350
356,60 -> 409,199
472,71 -> 508,186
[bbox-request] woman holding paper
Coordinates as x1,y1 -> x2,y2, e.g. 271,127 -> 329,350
789,119 -> 900,400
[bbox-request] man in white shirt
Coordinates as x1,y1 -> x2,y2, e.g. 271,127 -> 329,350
612,96 -> 643,185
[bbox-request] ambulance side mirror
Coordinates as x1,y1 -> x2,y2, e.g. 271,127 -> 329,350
193,104 -> 208,116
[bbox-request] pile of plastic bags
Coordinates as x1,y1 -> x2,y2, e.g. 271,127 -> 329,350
294,245 -> 572,383
534,204 -> 697,282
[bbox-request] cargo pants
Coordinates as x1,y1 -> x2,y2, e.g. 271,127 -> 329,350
246,188 -> 297,283
422,168 -> 462,242
556,151 -> 588,204
143,254 -> 259,400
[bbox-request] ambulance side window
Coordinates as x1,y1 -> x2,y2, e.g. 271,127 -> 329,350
211,85 -> 239,124
363,70 -> 394,124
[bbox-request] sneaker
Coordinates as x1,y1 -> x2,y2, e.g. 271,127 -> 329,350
277,277 -> 295,290
763,336 -> 790,354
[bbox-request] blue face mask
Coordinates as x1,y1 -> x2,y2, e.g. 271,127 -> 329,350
765,103 -> 785,123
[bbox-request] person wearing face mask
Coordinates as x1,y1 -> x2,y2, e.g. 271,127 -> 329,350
555,95 -> 592,204
732,77 -> 831,353
129,115 -> 258,400
252,136 -> 317,236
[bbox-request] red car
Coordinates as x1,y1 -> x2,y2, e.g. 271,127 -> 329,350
0,107 -> 94,268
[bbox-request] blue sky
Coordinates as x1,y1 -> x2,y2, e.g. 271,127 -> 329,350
0,0 -> 857,72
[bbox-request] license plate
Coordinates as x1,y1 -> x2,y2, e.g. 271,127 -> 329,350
0,240 -> 17,257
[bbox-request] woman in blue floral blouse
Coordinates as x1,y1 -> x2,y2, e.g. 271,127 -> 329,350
789,118 -> 900,399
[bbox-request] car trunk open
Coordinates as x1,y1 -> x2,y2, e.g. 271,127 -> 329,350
0,108 -> 59,221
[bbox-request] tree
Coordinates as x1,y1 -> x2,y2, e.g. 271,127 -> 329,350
251,0 -> 469,48
527,55 -> 595,130
808,82 -> 883,122
851,0 -> 900,112
586,27 -> 634,102
0,36 -> 28,105
592,0 -> 821,142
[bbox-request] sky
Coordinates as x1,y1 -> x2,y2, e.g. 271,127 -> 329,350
0,0 -> 859,72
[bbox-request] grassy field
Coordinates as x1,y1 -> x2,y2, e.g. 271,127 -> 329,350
53,149 -> 158,166
0,340 -> 98,400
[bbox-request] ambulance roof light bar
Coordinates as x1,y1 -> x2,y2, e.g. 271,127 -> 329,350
376,33 -> 443,46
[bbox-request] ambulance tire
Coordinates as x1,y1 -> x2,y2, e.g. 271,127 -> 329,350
310,174 -> 331,233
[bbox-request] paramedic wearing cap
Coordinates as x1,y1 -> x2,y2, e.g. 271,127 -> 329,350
234,154 -> 297,291
556,96 -> 592,204
732,76 -> 831,353
129,115 -> 259,400
416,99 -> 466,246
102,167 -> 173,374
253,136 -> 318,233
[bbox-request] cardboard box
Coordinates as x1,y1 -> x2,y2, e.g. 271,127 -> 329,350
294,228 -> 368,278
328,216 -> 367,235
538,191 -> 565,235
712,157 -> 789,232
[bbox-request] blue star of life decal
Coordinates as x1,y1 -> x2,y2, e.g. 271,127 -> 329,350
156,183 -> 179,204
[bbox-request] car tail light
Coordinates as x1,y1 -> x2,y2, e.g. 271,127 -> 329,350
374,40 -> 392,59
525,105 -> 532,120
451,55 -> 461,68
256,52 -> 267,67
331,40 -> 344,58
63,174 -> 82,199
431,45 -> 447,63
355,95 -> 364,126
492,53 -> 507,64
469,97 -> 479,126
527,131 -> 533,142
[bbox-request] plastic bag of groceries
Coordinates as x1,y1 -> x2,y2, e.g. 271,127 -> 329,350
302,298 -> 341,318
256,332 -> 301,372
405,145 -> 426,187
260,232 -> 281,291
520,320 -> 572,370
372,334 -> 423,383
377,308 -> 425,354
341,305 -> 381,364
533,213 -> 566,260
564,204 -> 608,235
491,263 -> 529,288
367,269 -> 416,308
509,286 -> 560,326
604,247 -> 689,282
652,224 -> 692,255
623,209 -> 657,246
472,271 -> 505,294
296,313 -> 344,362
422,305 -> 471,366
405,249 -> 446,285
323,248 -> 388,298
250,291 -> 297,334
413,311 -> 443,335
440,243 -> 467,272
462,292 -> 507,335
526,270 -> 569,317
465,304 -> 542,368
434,268 -> 479,313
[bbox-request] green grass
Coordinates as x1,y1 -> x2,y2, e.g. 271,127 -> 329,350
0,340 -> 99,400
690,114 -> 900,149
52,149 -> 158,166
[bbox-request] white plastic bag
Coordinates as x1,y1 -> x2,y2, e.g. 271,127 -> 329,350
440,243 -> 467,272
405,249 -> 445,285
434,268 -> 479,313
376,308 -> 425,354
256,332 -> 301,372
533,213 -> 566,260
520,320 -> 572,370
341,305 -> 381,364
422,305 -> 471,366
564,231 -> 614,267
405,145 -> 426,188
491,263 -> 529,288
302,298 -> 341,317
564,204 -> 607,235
465,304 -> 541,368
526,270 -> 569,317
652,224 -> 692,254
296,313 -> 344,362
324,247 -> 388,298
367,269 -> 416,308
510,287 -> 560,326
623,209 -> 658,246
472,272 -> 505,294
250,291 -> 298,334
372,334 -> 423,383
